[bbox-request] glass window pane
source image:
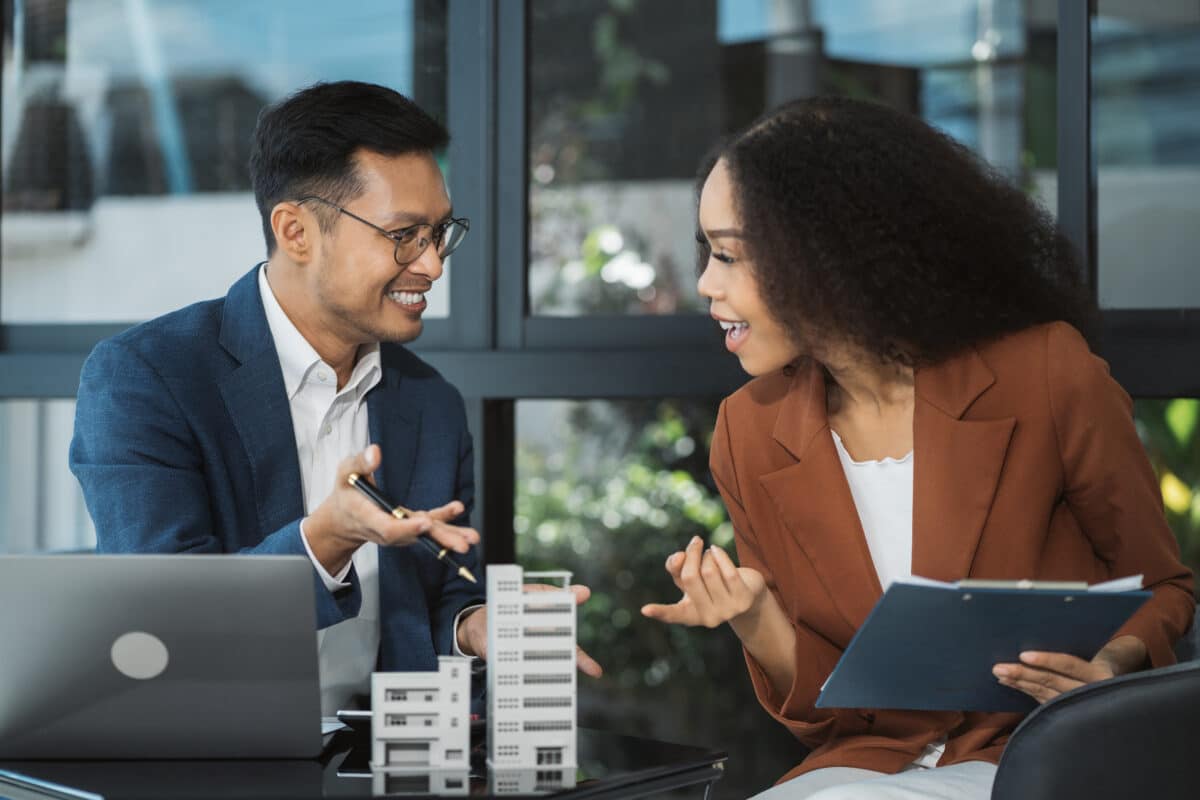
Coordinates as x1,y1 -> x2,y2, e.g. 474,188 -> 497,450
515,395 -> 1199,797
1,0 -> 450,323
515,398 -> 798,796
0,399 -> 95,553
1134,398 -> 1200,588
1093,2 -> 1200,308
528,0 -> 1055,317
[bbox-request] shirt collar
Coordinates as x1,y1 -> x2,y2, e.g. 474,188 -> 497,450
258,263 -> 382,401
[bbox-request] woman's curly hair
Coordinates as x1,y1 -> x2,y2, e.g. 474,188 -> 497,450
699,96 -> 1097,366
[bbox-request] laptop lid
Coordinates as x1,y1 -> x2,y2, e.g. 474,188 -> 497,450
0,554 -> 322,759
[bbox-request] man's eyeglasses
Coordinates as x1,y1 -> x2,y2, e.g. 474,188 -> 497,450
296,196 -> 470,265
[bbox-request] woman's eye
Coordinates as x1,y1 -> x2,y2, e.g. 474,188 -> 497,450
712,252 -> 735,264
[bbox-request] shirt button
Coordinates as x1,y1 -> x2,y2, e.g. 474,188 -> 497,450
322,424 -> 332,436
317,371 -> 328,382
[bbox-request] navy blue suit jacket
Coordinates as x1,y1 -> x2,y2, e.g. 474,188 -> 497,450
69,266 -> 485,671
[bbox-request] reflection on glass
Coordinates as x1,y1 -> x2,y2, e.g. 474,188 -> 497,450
1,0 -> 450,323
528,0 -> 1056,316
0,399 -> 94,553
372,767 -> 470,796
515,398 -> 798,798
490,766 -> 576,795
1093,3 -> 1200,308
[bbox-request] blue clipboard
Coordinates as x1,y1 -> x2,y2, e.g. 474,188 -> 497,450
815,580 -> 1151,712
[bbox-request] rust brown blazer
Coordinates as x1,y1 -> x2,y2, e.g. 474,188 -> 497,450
710,321 -> 1194,782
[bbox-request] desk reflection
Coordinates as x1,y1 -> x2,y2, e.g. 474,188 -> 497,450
1,727 -> 722,799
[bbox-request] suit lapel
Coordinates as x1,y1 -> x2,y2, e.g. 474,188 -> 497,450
911,348 -> 1015,581
367,358 -> 422,506
758,363 -> 883,633
217,267 -> 305,539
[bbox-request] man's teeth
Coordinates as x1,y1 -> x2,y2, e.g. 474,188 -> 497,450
718,321 -> 749,332
389,291 -> 425,305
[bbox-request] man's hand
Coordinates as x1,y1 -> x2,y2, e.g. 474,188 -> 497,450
640,536 -> 767,628
304,444 -> 480,574
455,584 -> 603,678
992,635 -> 1148,704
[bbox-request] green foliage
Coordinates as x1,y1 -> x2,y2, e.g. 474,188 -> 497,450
1134,399 -> 1200,588
516,400 -> 799,792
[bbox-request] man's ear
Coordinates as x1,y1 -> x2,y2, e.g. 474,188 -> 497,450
270,201 -> 317,264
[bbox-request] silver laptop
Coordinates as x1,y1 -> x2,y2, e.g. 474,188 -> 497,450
0,554 -> 322,759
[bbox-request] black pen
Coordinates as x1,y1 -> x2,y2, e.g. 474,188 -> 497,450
347,473 -> 477,584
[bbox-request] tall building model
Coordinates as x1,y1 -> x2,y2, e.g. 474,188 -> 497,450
371,655 -> 471,771
486,564 -> 578,774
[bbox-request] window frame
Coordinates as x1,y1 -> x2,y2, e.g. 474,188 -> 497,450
2,1 -> 1197,562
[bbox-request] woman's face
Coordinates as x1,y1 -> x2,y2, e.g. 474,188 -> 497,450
697,159 -> 801,376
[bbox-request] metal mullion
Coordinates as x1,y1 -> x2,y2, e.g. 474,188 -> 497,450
495,0 -> 528,349
446,0 -> 497,349
523,315 -> 718,350
1056,0 -> 1096,291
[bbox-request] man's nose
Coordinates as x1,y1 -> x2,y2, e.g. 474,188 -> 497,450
406,243 -> 444,282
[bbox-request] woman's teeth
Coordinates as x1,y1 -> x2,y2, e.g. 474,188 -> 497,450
719,320 -> 749,340
389,291 -> 425,306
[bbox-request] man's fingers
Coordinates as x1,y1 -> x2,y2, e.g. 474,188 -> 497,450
343,444 -> 381,482
417,519 -> 475,553
577,646 -> 603,678
424,500 -> 466,522
373,514 -> 433,545
570,584 -> 591,605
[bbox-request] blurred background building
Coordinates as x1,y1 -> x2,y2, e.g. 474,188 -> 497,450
2,1 -> 1197,796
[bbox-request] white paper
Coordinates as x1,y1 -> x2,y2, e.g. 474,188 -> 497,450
1087,574 -> 1145,593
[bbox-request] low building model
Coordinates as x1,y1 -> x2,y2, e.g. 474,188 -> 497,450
371,655 -> 472,771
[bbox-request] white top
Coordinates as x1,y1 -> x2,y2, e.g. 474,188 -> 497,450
259,265 -> 382,714
831,429 -> 913,592
831,428 -> 945,769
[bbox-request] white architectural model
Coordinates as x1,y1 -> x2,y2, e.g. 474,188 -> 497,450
371,655 -> 471,771
486,565 -> 578,771
491,766 -> 577,795
371,769 -> 469,797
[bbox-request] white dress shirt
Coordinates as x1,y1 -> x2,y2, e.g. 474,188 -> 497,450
259,265 -> 382,714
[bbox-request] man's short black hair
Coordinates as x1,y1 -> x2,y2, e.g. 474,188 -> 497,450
249,81 -> 450,255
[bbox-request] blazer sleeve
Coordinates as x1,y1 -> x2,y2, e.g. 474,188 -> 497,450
426,391 -> 486,656
69,338 -> 362,629
1046,322 -> 1195,667
710,398 -> 862,749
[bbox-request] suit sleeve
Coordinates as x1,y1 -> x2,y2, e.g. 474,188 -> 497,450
69,338 -> 361,629
1046,322 -> 1195,667
710,398 -> 862,749
427,390 -> 486,656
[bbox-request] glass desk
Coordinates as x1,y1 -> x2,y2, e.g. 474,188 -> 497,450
0,727 -> 726,799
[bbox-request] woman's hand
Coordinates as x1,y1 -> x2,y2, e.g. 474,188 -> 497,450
992,635 -> 1148,704
641,536 -> 767,627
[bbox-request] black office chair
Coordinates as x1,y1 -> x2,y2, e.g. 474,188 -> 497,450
991,614 -> 1200,800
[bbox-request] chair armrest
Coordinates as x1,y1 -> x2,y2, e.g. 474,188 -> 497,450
992,660 -> 1200,800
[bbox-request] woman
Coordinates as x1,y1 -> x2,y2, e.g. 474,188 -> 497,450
641,97 -> 1194,799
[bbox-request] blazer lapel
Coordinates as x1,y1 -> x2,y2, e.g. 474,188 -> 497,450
758,363 -> 883,635
217,267 -> 305,539
911,347 -> 1015,581
367,359 -> 421,506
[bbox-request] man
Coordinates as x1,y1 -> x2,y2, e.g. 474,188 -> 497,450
70,81 -> 600,713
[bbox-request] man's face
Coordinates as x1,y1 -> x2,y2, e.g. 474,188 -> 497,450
310,149 -> 452,347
